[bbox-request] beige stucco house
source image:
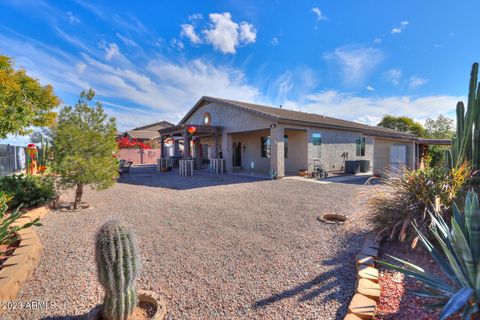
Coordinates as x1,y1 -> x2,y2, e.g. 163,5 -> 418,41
159,96 -> 438,177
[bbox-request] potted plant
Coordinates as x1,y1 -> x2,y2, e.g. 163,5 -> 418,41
88,220 -> 167,320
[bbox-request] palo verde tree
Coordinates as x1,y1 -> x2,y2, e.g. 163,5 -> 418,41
0,55 -> 60,138
52,89 -> 118,209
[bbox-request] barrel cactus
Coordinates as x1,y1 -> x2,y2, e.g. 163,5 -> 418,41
95,220 -> 140,320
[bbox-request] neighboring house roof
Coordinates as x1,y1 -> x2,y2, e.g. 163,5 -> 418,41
180,96 -> 418,140
134,121 -> 174,131
125,130 -> 160,140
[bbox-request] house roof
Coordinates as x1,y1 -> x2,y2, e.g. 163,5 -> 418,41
125,130 -> 160,140
180,96 -> 418,140
134,121 -> 174,131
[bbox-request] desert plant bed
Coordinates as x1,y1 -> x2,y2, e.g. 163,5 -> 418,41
375,241 -> 442,319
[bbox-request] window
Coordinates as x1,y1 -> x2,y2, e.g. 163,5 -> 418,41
261,136 -> 271,158
312,132 -> 321,145
356,137 -> 366,156
260,135 -> 288,158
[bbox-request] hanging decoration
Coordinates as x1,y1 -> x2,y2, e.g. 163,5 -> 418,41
187,126 -> 197,134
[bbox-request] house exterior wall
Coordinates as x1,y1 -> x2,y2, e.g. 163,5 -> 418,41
306,127 -> 374,172
373,138 -> 416,176
185,102 -> 273,133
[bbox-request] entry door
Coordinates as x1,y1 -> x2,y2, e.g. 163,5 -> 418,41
232,142 -> 242,167
390,145 -> 407,173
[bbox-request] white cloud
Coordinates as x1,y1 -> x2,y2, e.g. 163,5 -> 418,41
409,75 -> 428,89
383,68 -> 402,85
181,24 -> 202,44
271,37 -> 279,45
170,38 -> 184,50
201,12 -> 257,54
100,42 -> 121,61
76,62 -> 87,73
188,13 -> 203,20
373,37 -> 382,44
239,22 -> 256,43
116,33 -> 138,47
283,90 -> 461,126
366,85 -> 375,92
391,21 -> 409,34
66,11 -> 80,24
312,7 -> 326,21
324,45 -> 385,86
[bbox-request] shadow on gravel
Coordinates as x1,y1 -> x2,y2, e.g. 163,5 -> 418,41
41,315 -> 87,320
118,165 -> 270,190
253,229 -> 369,320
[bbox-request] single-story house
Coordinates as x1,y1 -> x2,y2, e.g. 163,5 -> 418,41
159,96 -> 449,177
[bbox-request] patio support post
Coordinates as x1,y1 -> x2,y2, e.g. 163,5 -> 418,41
174,140 -> 180,157
194,138 -> 202,169
183,129 -> 190,159
160,135 -> 165,158
222,132 -> 233,173
270,125 -> 285,178
213,128 -> 219,158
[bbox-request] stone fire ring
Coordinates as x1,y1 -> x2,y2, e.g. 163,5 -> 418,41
317,213 -> 348,224
88,289 -> 168,320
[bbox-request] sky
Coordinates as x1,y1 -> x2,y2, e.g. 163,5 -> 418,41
0,0 -> 479,145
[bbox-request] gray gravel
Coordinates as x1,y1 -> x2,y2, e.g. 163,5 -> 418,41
5,166 -> 373,320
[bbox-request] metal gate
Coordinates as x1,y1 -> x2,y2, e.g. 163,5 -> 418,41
0,144 -> 25,177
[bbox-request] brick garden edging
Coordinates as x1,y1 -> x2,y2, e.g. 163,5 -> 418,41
0,205 -> 50,310
344,232 -> 381,320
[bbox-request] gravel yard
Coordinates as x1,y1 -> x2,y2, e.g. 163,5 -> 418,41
6,166 -> 373,320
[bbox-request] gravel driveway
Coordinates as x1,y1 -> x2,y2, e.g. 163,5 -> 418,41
6,166 -> 372,320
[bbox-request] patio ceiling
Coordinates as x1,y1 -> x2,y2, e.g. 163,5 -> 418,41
159,124 -> 222,137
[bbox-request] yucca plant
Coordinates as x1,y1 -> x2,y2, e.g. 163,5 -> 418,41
0,192 -> 41,255
379,191 -> 480,319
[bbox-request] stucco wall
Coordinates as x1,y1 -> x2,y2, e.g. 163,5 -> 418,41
306,128 -> 374,172
184,102 -> 272,133
373,138 -> 416,176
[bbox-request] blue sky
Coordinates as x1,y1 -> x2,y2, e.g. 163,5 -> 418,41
1,0 -> 479,144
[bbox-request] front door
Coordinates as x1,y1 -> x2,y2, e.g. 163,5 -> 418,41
232,142 -> 242,167
390,145 -> 407,173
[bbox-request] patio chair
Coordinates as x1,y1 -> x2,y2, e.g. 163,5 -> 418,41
312,159 -> 328,179
119,159 -> 126,168
119,161 -> 133,179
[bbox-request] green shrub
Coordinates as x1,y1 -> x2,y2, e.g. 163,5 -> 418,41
0,174 -> 55,209
379,191 -> 480,319
369,163 -> 471,244
0,192 -> 41,255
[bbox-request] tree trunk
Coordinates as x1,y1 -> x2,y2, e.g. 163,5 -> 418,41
74,184 -> 83,210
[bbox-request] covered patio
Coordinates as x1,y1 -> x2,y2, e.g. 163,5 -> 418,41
158,124 -> 224,175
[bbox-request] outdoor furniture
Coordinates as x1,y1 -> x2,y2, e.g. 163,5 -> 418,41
179,159 -> 194,176
312,159 -> 328,178
157,158 -> 172,172
119,161 -> 133,178
119,159 -> 126,168
210,158 -> 225,174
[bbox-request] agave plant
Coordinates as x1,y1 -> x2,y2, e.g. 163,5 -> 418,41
379,191 -> 480,319
0,192 -> 41,255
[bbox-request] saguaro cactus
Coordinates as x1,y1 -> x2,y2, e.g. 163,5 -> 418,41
95,220 -> 140,320
448,62 -> 480,170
